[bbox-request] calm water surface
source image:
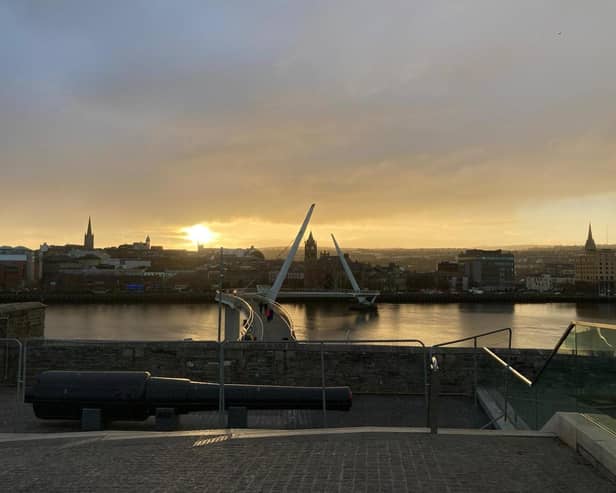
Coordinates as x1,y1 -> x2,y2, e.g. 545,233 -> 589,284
44,302 -> 616,348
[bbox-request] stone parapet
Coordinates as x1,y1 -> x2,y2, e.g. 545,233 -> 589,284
22,339 -> 551,395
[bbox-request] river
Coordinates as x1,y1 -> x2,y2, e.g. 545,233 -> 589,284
43,302 -> 616,348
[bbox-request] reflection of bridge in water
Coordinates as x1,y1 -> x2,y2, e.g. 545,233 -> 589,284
216,204 -> 380,341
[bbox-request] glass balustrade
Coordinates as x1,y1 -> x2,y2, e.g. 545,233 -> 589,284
481,321 -> 616,432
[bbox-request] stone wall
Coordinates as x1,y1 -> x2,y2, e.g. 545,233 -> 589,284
0,302 -> 46,339
0,303 -> 46,385
23,339 -> 552,395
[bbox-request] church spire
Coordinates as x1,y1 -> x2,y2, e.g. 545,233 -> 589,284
584,222 -> 596,252
84,216 -> 94,249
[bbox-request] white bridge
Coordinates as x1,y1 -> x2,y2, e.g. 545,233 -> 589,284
216,203 -> 380,341
248,289 -> 380,300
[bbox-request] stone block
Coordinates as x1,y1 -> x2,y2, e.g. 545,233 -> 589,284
155,407 -> 179,431
227,406 -> 248,428
81,408 -> 104,431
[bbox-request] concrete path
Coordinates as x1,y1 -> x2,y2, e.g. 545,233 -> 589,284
1,429 -> 614,492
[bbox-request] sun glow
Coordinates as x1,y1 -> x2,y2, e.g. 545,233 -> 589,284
183,224 -> 218,246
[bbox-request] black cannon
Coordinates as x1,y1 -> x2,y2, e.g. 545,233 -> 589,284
25,371 -> 352,421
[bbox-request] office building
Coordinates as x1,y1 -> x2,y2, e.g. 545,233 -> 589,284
458,249 -> 515,292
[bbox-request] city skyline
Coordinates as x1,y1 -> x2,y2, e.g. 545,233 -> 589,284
2,2 -> 616,249
2,215 -> 613,253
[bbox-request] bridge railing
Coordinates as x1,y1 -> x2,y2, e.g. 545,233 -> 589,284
216,291 -> 264,341
251,294 -> 296,339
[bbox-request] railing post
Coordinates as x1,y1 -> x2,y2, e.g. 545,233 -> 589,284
422,346 -> 428,410
503,363 -> 509,423
428,355 -> 440,434
473,337 -> 478,407
218,340 -> 225,427
3,340 -> 8,381
534,385 -> 539,430
22,338 -> 28,404
320,342 -> 327,428
14,339 -> 22,404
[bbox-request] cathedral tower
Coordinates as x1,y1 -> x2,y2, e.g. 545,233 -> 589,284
304,231 -> 319,288
304,231 -> 317,262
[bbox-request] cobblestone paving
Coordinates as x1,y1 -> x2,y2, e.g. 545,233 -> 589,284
1,432 -> 614,492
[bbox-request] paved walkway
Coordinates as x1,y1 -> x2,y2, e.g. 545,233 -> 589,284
1,430 -> 614,492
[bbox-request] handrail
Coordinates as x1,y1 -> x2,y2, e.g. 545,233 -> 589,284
526,322 -> 575,384
315,338 -> 425,347
482,347 -> 533,387
269,300 -> 295,334
433,327 -> 512,349
215,291 -> 265,340
432,327 -> 512,412
240,287 -> 380,294
249,313 -> 265,341
477,321 -> 612,391
574,320 -> 616,331
232,294 -> 254,339
235,338 -> 426,347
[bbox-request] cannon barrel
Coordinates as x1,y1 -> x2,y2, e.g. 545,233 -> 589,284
25,371 -> 352,420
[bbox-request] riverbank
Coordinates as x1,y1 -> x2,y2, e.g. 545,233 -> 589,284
1,291 -> 614,304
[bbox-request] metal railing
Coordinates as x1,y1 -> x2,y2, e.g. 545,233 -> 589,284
17,330 -> 530,432
216,338 -> 428,428
29,323 -> 604,432
431,327 -> 512,408
21,337 -> 428,429
432,327 -> 512,351
482,347 -> 532,387
216,291 -> 263,340
0,338 -> 23,403
269,300 -> 295,336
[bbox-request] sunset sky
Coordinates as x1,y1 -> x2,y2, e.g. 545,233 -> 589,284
2,1 -> 615,250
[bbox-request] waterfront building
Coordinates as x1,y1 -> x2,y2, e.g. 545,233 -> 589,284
526,274 -> 553,293
83,217 -> 94,250
458,249 -> 515,292
436,261 -> 466,292
0,246 -> 38,291
575,224 -> 616,296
